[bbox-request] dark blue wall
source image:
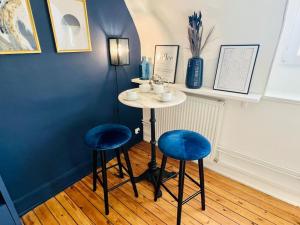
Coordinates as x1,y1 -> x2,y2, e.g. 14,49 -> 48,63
0,0 -> 142,215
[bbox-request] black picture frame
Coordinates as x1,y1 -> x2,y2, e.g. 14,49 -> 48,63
153,45 -> 180,83
213,44 -> 260,94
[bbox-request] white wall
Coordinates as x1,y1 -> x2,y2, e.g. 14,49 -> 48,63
125,0 -> 300,205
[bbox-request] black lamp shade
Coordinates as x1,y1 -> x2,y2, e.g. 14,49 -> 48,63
108,38 -> 130,66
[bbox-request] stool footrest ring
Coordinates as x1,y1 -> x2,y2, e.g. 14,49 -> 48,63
96,161 -> 131,192
108,178 -> 130,192
185,173 -> 201,188
160,172 -> 203,206
97,163 -> 119,174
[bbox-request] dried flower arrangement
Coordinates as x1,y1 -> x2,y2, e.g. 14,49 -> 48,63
151,74 -> 164,85
188,11 -> 214,58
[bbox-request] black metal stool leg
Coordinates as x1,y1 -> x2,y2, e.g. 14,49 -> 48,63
198,159 -> 205,210
92,150 -> 98,192
177,160 -> 186,225
122,148 -> 138,197
116,149 -> 124,178
100,151 -> 109,215
154,155 -> 167,201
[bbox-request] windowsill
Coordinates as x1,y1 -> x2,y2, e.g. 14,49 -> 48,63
263,93 -> 300,105
131,78 -> 262,103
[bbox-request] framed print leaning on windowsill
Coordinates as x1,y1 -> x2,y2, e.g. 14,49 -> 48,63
213,44 -> 260,94
47,0 -> 92,53
153,45 -> 179,83
0,0 -> 41,55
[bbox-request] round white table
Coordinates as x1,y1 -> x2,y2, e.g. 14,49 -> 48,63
119,88 -> 186,194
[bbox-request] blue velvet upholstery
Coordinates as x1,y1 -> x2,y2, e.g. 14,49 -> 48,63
85,124 -> 132,150
158,130 -> 211,161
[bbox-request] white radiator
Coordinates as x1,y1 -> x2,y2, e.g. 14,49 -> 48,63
143,94 -> 225,161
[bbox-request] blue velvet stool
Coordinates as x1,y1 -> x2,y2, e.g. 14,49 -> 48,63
154,130 -> 211,225
85,124 -> 138,215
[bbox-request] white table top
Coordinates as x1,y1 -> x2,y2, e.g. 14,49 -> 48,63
118,88 -> 187,109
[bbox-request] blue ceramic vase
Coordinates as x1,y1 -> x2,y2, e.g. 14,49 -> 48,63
185,57 -> 203,89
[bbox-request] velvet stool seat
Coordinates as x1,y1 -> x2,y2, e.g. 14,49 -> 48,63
155,130 -> 211,225
85,124 -> 138,215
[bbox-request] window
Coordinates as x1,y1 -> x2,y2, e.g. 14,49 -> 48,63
282,8 -> 300,65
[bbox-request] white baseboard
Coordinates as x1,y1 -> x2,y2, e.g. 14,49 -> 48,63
205,146 -> 300,206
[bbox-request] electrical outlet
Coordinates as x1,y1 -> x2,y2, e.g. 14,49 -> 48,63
135,127 -> 140,134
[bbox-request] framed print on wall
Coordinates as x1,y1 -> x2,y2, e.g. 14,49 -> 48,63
0,0 -> 41,55
213,45 -> 260,94
153,45 -> 179,83
47,0 -> 92,53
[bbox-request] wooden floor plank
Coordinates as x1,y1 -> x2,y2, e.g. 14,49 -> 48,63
138,142 -> 300,215
206,169 -> 300,217
82,176 -> 165,225
64,185 -> 112,225
206,176 -> 300,225
128,148 -> 253,225
133,142 -> 300,225
22,211 -> 42,225
55,192 -> 94,225
33,203 -> 59,225
22,141 -> 300,225
74,180 -> 130,225
81,176 -> 150,225
45,198 -> 77,225
110,157 -> 220,225
135,142 -> 300,224
101,172 -> 195,225
164,162 -> 294,225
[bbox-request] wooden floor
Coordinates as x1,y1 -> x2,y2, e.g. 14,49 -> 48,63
22,142 -> 300,225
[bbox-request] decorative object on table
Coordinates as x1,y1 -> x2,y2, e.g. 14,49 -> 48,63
153,45 -> 179,83
108,38 -> 129,65
186,11 -> 214,89
151,74 -> 165,93
152,74 -> 164,85
0,0 -> 41,55
159,91 -> 173,102
46,0 -> 92,53
139,56 -> 148,80
139,83 -> 151,93
146,57 -> 153,80
153,83 -> 165,94
213,44 -> 260,94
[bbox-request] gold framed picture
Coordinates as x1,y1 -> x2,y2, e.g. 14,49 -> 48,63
47,0 -> 92,53
0,0 -> 41,55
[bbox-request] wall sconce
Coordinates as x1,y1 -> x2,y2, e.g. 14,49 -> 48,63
108,38 -> 130,66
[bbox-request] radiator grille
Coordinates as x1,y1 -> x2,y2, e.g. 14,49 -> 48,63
143,95 -> 225,160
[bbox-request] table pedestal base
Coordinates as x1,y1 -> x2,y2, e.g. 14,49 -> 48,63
135,167 -> 177,197
134,108 -> 177,198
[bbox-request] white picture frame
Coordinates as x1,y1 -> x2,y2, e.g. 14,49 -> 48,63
153,45 -> 179,83
213,45 -> 259,94
47,0 -> 92,53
